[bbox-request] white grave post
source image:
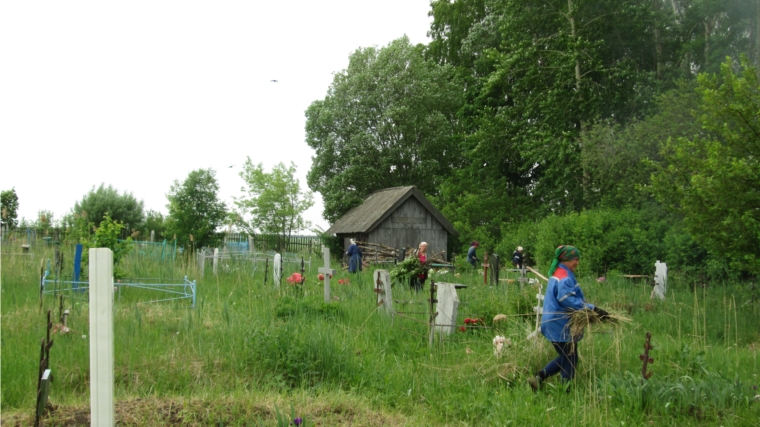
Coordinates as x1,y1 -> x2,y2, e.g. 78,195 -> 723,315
273,253 -> 282,286
213,248 -> 219,275
374,270 -> 393,314
248,236 -> 254,253
89,248 -> 114,427
318,247 -> 336,303
527,284 -> 544,340
651,260 -> 668,301
434,283 -> 460,335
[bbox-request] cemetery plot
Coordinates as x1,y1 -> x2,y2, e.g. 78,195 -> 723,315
40,269 -> 197,307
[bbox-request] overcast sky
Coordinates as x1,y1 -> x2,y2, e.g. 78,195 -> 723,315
0,1 -> 433,232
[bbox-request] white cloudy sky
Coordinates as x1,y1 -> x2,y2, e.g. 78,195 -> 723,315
0,1 -> 433,232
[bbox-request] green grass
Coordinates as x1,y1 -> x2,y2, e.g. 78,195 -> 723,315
2,242 -> 759,426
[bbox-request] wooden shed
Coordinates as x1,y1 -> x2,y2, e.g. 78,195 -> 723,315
325,186 -> 456,259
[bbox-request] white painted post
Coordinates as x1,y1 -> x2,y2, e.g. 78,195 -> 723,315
150,230 -> 155,242
248,236 -> 254,253
651,261 -> 668,300
374,270 -> 393,314
273,253 -> 282,287
434,283 -> 459,335
318,247 -> 336,303
213,248 -> 219,275
89,248 -> 114,427
527,284 -> 544,340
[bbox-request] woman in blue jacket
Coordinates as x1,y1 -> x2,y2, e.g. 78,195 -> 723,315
528,245 -> 609,391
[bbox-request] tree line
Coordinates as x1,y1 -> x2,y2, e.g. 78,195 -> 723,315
305,0 -> 760,277
0,161 -> 314,254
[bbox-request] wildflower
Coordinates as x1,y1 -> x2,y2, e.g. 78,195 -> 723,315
318,273 -> 332,281
493,314 -> 507,323
287,273 -> 303,284
82,335 -> 87,339
292,417 -> 303,426
459,326 -> 466,332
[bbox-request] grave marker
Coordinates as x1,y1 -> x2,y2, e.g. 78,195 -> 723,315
213,248 -> 219,275
434,283 -> 459,336
481,250 -> 490,284
651,261 -> 668,300
318,247 -> 336,303
89,248 -> 114,427
527,284 -> 544,340
273,253 -> 282,286
374,270 -> 393,314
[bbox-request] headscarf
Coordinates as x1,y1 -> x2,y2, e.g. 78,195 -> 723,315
548,245 -> 580,277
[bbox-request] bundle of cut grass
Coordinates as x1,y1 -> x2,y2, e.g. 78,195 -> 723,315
566,308 -> 632,338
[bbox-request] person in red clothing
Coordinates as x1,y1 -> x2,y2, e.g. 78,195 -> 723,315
413,242 -> 429,292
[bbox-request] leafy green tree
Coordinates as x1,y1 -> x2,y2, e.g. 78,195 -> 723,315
236,160 -> 313,244
1,188 -> 19,229
305,36 -> 463,223
581,81 -> 703,209
652,57 -> 760,273
165,169 -> 227,251
72,184 -> 144,232
139,210 -> 167,241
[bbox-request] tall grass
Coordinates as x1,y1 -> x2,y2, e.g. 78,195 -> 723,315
2,243 -> 759,425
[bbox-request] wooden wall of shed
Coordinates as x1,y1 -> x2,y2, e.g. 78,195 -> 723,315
367,197 -> 448,258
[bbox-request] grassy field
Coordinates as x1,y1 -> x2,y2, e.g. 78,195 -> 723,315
2,242 -> 759,426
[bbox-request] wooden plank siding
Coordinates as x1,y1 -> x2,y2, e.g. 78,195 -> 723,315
367,197 -> 448,257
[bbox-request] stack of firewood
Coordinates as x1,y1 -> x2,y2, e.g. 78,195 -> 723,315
356,241 -> 399,263
404,247 -> 447,265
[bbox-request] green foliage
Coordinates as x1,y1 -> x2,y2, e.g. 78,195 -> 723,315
245,320 -> 357,389
305,36 -> 463,223
165,168 -> 227,252
90,213 -> 132,266
0,188 -> 19,229
498,208 -> 710,276
390,256 -> 424,285
236,160 -> 313,246
139,210 -> 167,241
71,183 -> 144,231
652,57 -> 760,274
274,296 -> 344,320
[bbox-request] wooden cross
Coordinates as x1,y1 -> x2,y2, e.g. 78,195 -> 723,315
318,247 -> 336,303
481,250 -> 490,285
639,332 -> 654,380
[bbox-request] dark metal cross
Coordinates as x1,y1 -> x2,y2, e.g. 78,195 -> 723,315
639,332 -> 654,380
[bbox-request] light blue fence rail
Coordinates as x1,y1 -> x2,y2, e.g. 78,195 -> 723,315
40,271 -> 196,307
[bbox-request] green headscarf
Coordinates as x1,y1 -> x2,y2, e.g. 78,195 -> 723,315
548,245 -> 581,277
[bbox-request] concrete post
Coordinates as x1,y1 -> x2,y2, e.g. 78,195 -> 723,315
89,248 -> 114,427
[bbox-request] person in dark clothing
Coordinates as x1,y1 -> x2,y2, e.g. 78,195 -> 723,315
527,245 -> 610,391
346,239 -> 362,273
467,241 -> 479,267
512,246 -> 524,269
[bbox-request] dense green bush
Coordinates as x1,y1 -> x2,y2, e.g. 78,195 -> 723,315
496,208 -> 718,277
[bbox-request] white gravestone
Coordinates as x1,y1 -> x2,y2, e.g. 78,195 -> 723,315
434,283 -> 460,335
651,260 -> 668,300
318,247 -> 336,303
374,270 -> 393,314
213,248 -> 219,275
273,253 -> 282,287
89,248 -> 114,427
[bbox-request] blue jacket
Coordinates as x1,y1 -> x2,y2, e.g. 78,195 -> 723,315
540,265 -> 594,342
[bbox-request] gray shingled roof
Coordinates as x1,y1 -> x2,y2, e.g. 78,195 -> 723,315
325,186 -> 456,235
